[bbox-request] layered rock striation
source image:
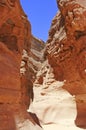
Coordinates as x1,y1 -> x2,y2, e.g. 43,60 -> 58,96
20,35 -> 45,103
0,0 -> 43,130
47,0 -> 86,87
45,0 -> 86,128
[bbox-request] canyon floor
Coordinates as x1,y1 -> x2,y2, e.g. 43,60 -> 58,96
28,79 -> 86,130
42,124 -> 84,130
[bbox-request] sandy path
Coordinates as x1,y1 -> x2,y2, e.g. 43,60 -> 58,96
42,124 -> 84,130
29,81 -> 86,130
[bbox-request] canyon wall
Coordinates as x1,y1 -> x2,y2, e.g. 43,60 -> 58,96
20,35 -> 45,104
45,0 -> 86,128
46,0 -> 86,93
0,0 -> 43,130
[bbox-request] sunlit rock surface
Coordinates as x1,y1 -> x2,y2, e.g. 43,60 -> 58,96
0,0 -> 86,130
0,0 -> 43,130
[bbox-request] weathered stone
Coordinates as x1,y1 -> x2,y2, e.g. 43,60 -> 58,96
0,0 -> 43,130
45,0 -> 86,128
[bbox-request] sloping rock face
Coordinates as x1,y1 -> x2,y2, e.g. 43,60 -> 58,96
45,0 -> 86,128
30,0 -> 86,129
20,35 -> 45,103
0,0 -> 43,130
28,36 -> 45,84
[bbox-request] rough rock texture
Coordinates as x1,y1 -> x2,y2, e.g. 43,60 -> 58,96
0,0 -> 86,130
45,0 -> 86,128
0,0 -> 43,130
20,35 -> 45,103
46,0 -> 86,93
28,36 -> 45,83
30,0 -> 86,129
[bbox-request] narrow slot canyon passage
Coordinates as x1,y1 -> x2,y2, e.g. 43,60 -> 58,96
20,0 -> 86,130
0,0 -> 86,130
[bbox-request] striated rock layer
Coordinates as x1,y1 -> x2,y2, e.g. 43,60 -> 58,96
20,35 -> 45,103
45,0 -> 86,128
0,0 -> 43,130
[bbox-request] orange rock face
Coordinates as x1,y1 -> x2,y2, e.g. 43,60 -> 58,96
0,0 -> 31,105
45,0 -> 86,128
0,1 -> 43,130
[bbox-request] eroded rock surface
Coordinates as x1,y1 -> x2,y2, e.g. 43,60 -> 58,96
47,0 -> 86,128
0,1 -> 43,130
20,35 -> 45,102
0,0 -> 86,130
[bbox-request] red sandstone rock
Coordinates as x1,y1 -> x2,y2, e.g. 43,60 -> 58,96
47,0 -> 86,94
45,0 -> 86,128
0,0 -> 43,129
